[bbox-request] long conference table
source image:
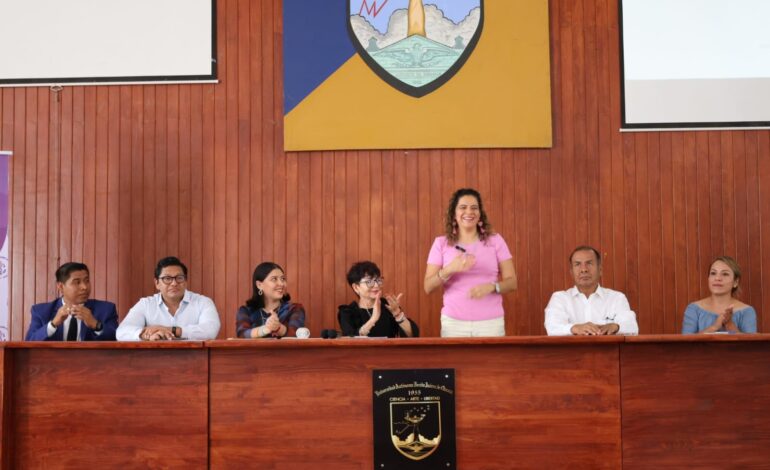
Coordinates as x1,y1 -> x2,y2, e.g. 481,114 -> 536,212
2,334 -> 770,469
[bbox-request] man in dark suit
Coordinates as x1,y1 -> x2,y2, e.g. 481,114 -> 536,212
25,262 -> 118,341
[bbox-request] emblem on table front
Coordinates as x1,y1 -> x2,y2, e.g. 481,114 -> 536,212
373,369 -> 456,468
390,401 -> 442,460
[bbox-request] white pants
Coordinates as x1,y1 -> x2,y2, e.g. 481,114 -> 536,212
440,315 -> 505,338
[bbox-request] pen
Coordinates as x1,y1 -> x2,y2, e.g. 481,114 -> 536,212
455,245 -> 466,253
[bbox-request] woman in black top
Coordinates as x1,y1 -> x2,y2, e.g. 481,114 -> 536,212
338,261 -> 419,338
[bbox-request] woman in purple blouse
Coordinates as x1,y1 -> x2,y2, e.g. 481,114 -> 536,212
236,262 -> 306,338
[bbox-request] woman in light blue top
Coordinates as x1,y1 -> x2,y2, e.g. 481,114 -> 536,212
682,256 -> 757,334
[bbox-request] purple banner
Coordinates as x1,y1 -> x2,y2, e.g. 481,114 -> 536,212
0,151 -> 9,341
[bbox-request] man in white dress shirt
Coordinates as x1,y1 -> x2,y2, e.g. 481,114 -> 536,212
117,256 -> 221,341
544,246 -> 638,336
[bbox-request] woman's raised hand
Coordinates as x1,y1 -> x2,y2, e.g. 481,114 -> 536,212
385,293 -> 404,317
445,252 -> 476,276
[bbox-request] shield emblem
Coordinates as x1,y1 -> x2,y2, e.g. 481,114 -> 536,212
389,401 -> 442,461
347,0 -> 484,97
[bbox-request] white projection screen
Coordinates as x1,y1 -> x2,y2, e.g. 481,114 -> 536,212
620,0 -> 770,129
0,0 -> 216,86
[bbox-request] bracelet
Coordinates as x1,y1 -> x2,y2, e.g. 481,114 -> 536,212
494,282 -> 501,294
359,326 -> 369,336
437,269 -> 449,283
396,313 -> 406,324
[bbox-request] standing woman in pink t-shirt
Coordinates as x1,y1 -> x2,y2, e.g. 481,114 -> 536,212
424,188 -> 517,337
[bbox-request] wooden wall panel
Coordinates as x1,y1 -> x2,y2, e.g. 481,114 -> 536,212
1,0 -> 769,340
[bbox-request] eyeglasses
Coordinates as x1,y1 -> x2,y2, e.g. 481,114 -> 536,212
158,275 -> 187,285
359,278 -> 384,287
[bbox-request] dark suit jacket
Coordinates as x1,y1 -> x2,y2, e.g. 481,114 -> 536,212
25,298 -> 119,341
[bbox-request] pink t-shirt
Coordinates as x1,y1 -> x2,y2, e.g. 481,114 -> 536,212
427,234 -> 512,321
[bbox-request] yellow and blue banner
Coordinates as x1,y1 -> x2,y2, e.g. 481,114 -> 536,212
284,0 -> 552,151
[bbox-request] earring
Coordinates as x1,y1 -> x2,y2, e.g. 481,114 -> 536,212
478,221 -> 485,234
452,220 -> 458,236
258,289 -> 263,295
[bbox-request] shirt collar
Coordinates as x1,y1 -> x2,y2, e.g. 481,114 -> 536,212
156,290 -> 190,306
58,297 -> 91,307
569,284 -> 604,298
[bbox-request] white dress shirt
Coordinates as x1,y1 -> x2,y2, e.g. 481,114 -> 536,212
47,315 -> 83,340
544,285 -> 639,336
116,290 -> 221,341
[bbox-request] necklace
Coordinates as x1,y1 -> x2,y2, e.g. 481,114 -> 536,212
259,309 -> 274,325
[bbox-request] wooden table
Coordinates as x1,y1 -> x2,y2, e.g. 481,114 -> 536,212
0,342 -> 209,469
2,335 -> 769,469
208,336 -> 622,469
621,334 -> 770,469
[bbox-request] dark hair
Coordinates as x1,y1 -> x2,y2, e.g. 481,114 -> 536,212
245,262 -> 290,310
346,261 -> 381,290
709,256 -> 742,296
55,262 -> 89,283
569,246 -> 602,266
444,188 -> 494,244
154,256 -> 188,279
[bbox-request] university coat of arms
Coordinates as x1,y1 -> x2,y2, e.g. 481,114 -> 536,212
390,401 -> 442,460
373,369 -> 456,468
347,0 -> 484,97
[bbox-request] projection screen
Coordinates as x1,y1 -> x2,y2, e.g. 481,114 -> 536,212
0,0 -> 216,86
620,0 -> 770,129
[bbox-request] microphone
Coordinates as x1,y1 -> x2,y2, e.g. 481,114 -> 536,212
295,327 -> 310,339
320,329 -> 339,339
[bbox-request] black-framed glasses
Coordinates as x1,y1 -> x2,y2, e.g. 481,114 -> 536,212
359,277 -> 384,287
158,275 -> 187,285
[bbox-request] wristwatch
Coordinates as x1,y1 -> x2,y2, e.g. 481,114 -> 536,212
171,326 -> 179,337
94,321 -> 103,332
494,282 -> 501,294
